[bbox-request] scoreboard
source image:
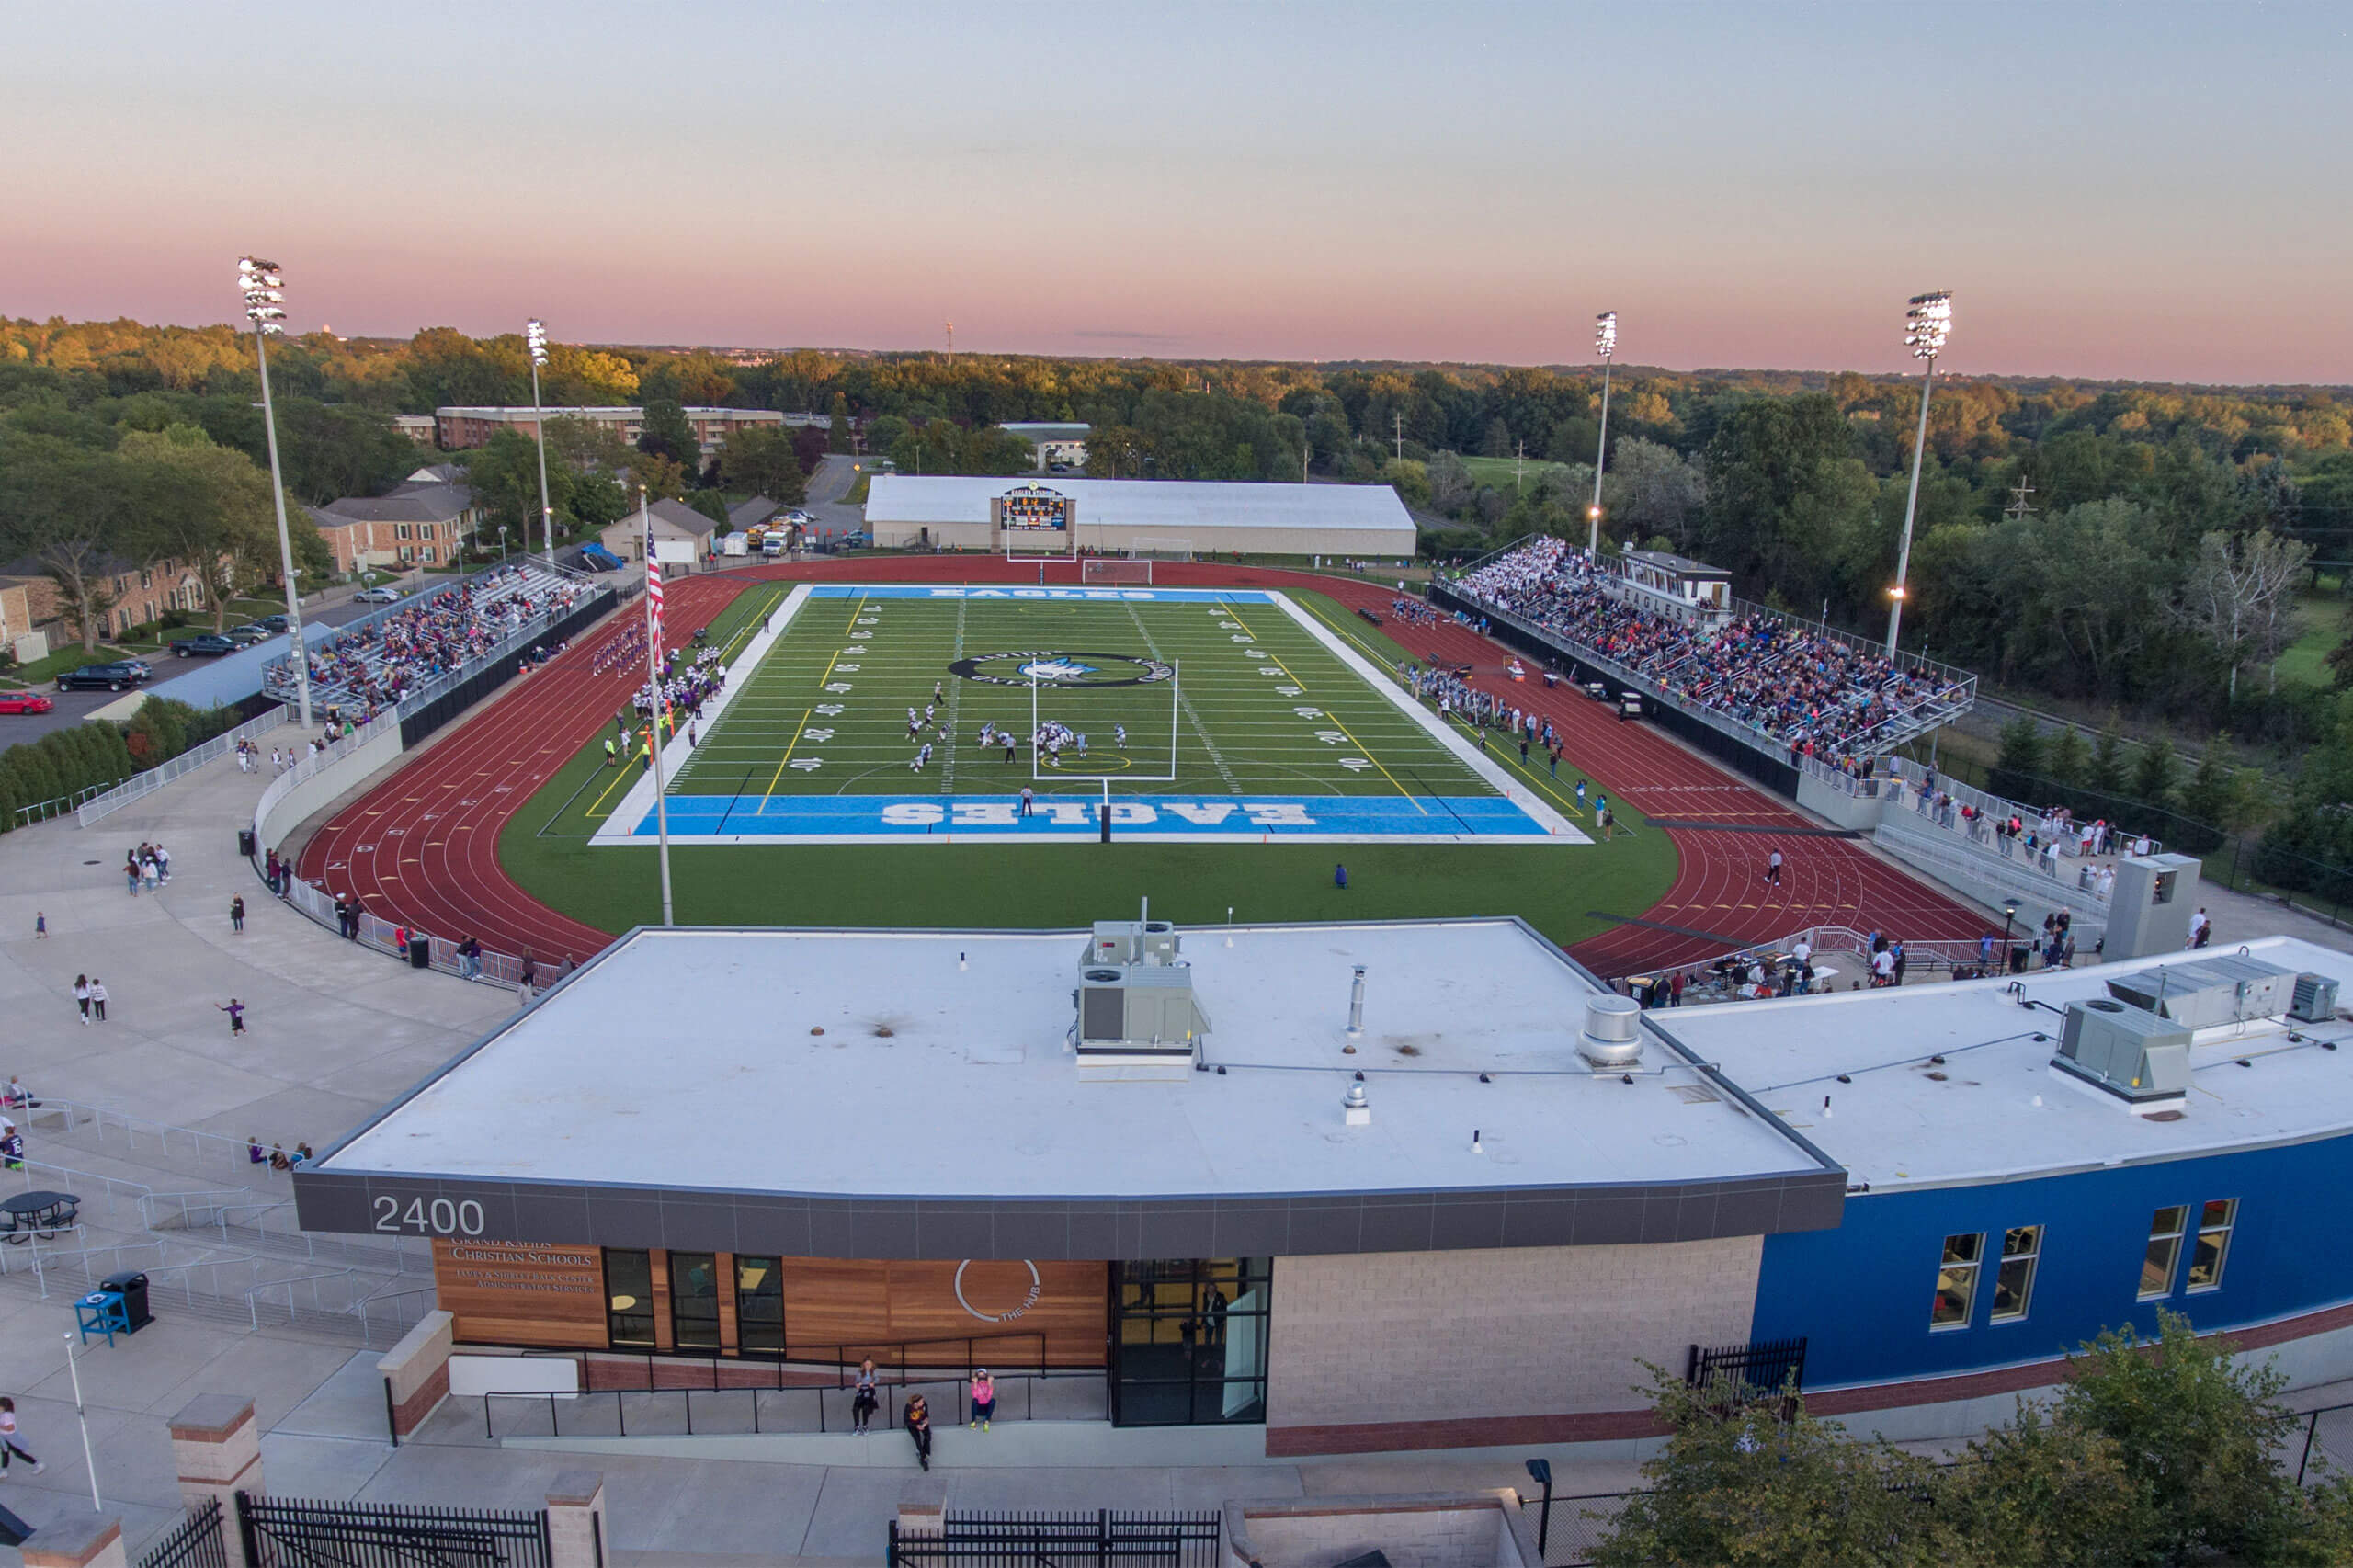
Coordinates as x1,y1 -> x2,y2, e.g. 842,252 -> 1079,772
995,483 -> 1073,531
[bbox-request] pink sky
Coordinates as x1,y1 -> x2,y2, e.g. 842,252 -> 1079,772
6,3 -> 2349,384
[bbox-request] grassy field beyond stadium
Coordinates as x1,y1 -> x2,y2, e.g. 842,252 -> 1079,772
499,581 -> 1677,945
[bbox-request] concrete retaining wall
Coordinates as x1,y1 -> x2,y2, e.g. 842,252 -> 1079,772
255,726 -> 405,858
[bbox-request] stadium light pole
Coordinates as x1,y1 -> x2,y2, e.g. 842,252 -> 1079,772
640,488 -> 676,926
1887,290 -> 1952,657
1587,311 -> 1617,559
527,320 -> 556,565
241,256 -> 313,730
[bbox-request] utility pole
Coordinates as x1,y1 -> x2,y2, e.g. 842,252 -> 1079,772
1512,440 -> 1529,494
945,321 -> 954,354
2005,477 -> 2037,520
1392,412 -> 1404,460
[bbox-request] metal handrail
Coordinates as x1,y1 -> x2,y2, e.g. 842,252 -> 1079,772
21,1097 -> 294,1182
75,707 -> 288,827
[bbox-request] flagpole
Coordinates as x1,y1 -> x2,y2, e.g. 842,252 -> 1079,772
641,489 -> 676,926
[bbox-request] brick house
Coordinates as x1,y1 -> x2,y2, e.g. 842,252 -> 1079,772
306,481 -> 483,574
0,554 -> 213,645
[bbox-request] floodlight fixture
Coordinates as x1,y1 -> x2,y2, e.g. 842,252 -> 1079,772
1888,290 -> 1955,655
526,319 -> 555,563
526,318 -> 549,368
238,254 -> 312,726
1905,290 -> 1952,360
1587,312 -> 1619,555
1595,310 -> 1618,359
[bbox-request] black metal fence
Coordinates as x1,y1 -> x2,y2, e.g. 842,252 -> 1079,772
397,594 -> 616,750
139,1498 -> 227,1568
1521,1492 -> 1631,1568
237,1494 -> 550,1568
1687,1335 -> 1808,1406
889,1511 -> 1221,1568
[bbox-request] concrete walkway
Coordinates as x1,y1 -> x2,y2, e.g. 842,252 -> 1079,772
0,748 -> 1657,1565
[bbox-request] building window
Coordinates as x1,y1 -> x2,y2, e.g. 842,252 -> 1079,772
1932,1233 -> 1983,1329
424,546 -> 436,562
669,1251 -> 720,1349
2141,1206 -> 2188,1300
1991,1225 -> 2042,1323
735,1256 -> 784,1354
2188,1199 -> 2238,1291
604,1249 -> 654,1347
1109,1257 -> 1270,1426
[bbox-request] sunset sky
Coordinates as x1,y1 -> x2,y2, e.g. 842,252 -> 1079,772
6,1 -> 2347,383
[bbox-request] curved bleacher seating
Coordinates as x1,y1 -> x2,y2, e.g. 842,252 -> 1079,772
1457,538 -> 1974,766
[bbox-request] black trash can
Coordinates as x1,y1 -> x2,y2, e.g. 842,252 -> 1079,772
100,1269 -> 152,1333
408,934 -> 432,970
237,827 -> 256,858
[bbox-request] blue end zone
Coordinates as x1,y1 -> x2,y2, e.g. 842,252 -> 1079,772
637,793 -> 1557,841
808,585 -> 1273,605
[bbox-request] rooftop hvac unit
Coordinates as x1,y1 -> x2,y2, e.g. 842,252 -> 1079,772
2292,973 -> 2341,1024
2106,956 -> 2297,1030
1074,954 -> 1209,1079
1084,919 -> 1180,969
1577,995 -> 1643,1070
2054,999 -> 2191,1109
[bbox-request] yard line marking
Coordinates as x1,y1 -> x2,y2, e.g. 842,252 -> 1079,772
1322,710 -> 1424,812
763,706 -> 815,805
1218,597 -> 1308,691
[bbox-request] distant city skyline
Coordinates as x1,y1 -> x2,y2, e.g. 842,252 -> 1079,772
6,2 -> 2348,386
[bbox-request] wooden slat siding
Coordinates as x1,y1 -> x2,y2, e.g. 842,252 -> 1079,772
651,1249 -> 675,1353
715,1250 -> 739,1356
778,1258 -> 1108,1367
431,1240 -> 607,1349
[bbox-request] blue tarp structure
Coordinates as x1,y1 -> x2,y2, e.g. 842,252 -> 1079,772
579,545 -> 625,571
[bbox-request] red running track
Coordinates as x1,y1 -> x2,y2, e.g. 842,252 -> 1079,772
295,558 -> 1992,974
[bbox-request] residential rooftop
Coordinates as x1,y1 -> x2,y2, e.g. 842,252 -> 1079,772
864,475 -> 1415,537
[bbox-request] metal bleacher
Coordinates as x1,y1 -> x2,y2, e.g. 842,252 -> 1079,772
264,561 -> 585,712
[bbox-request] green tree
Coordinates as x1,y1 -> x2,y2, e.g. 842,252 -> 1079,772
0,432 -> 133,650
2132,735 -> 2182,806
2087,727 -> 2129,794
2179,738 -> 2250,833
827,394 -> 851,453
636,400 -> 699,470
1938,1400 -> 2154,1568
462,429 -> 569,542
2045,726 -> 2091,789
713,426 -> 808,505
118,428 -> 282,631
1594,1369 -> 1945,1568
1990,716 -> 2049,799
1479,416 -> 1514,458
2055,1311 -> 2303,1564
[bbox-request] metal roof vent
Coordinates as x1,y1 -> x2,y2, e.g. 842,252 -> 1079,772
1342,1082 -> 1370,1127
1578,995 -> 1643,1070
2053,999 -> 2191,1112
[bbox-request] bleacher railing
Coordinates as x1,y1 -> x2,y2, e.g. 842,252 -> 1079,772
74,706 -> 289,827
247,581 -> 616,992
260,559 -> 588,706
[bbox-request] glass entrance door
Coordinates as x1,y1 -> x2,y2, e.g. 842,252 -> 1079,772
1109,1258 -> 1269,1426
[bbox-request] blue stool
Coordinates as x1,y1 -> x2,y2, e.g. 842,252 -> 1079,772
75,1290 -> 128,1346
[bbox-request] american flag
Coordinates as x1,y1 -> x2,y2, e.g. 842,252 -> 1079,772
645,550 -> 665,650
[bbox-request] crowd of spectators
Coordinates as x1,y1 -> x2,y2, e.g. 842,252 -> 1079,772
267,564 -> 582,710
1455,539 -> 1972,764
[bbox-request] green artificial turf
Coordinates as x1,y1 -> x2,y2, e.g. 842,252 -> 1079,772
497,584 -> 1676,947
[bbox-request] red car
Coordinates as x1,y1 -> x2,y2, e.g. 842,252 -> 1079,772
0,693 -> 55,716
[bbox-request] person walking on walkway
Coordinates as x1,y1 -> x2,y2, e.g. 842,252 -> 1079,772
124,858 -> 140,897
904,1392 -> 933,1471
218,999 -> 246,1037
518,951 -> 539,1004
88,978 -> 108,1022
73,976 -> 90,1026
852,1359 -> 880,1435
32,913 -> 44,940
969,1369 -> 995,1432
231,896 -> 245,934
0,1398 -> 43,1475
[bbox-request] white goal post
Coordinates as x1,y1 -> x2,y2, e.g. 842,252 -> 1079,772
1124,537 -> 1193,562
1081,559 -> 1153,585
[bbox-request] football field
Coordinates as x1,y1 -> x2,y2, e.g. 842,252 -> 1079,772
591,585 -> 1580,845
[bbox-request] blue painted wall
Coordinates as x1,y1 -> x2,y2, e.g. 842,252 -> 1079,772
1752,1132 -> 2353,1387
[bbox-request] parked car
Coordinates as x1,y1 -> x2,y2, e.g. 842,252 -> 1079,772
56,661 -> 152,692
353,585 -> 404,604
172,634 -> 241,658
0,693 -> 55,715
252,615 -> 290,634
222,625 -> 271,647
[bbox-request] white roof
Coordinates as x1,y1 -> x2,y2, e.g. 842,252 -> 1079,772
1655,936 -> 2353,1192
320,920 -> 1820,1199
866,475 -> 1415,539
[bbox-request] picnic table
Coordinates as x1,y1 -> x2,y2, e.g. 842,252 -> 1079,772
0,1190 -> 78,1243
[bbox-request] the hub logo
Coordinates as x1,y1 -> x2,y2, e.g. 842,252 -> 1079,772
948,651 -> 1175,688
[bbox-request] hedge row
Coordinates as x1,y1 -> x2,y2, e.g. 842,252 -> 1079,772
0,698 -> 245,831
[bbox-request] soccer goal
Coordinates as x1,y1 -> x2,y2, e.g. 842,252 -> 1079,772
1081,558 -> 1153,585
1029,661 -> 1181,784
1126,537 -> 1194,562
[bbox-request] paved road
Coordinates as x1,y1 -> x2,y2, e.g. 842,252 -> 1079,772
802,451 -> 865,545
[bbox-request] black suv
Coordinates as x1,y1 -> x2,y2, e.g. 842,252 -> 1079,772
172,635 -> 240,658
56,661 -> 152,692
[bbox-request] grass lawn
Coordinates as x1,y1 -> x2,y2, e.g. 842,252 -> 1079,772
1461,454 -> 1573,493
498,583 -> 1675,946
2272,591 -> 2347,687
843,470 -> 875,506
